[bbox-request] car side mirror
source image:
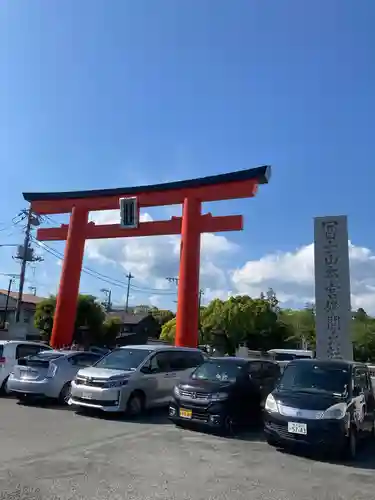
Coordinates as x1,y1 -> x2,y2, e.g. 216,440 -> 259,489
141,365 -> 151,374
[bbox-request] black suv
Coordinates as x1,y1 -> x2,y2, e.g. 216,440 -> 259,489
264,359 -> 375,459
169,357 -> 280,433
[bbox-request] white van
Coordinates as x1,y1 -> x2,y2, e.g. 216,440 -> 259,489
69,344 -> 206,415
0,340 -> 52,393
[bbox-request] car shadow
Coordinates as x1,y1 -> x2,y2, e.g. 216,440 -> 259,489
16,397 -> 72,411
276,440 -> 375,470
74,406 -> 172,424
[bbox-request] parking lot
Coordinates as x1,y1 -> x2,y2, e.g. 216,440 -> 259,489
0,400 -> 374,499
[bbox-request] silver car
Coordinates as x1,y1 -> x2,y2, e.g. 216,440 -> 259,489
69,345 -> 205,416
7,350 -> 102,404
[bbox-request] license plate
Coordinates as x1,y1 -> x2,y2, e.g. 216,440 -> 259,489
179,408 -> 192,419
288,422 -> 307,435
81,392 -> 93,400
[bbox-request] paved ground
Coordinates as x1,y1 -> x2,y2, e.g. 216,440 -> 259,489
0,399 -> 374,500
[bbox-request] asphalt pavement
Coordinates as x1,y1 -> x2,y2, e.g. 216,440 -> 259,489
0,398 -> 374,500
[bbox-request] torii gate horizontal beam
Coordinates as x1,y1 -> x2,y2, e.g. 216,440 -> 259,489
36,214 -> 243,241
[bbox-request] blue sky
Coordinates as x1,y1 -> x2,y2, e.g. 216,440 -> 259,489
0,1 -> 374,311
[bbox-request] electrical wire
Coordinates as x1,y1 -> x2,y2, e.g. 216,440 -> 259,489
0,213 -> 25,233
39,217 -> 179,294
30,236 -> 177,296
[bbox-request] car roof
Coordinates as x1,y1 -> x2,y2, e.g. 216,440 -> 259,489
287,358 -> 365,369
118,344 -> 201,352
209,356 -> 278,365
208,356 -> 250,365
0,340 -> 49,346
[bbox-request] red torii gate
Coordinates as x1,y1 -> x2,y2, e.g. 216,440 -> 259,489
23,165 -> 271,348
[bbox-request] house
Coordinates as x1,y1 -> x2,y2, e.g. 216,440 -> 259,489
106,310 -> 160,346
0,289 -> 45,340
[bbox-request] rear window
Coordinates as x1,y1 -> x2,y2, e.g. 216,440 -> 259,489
28,352 -> 64,361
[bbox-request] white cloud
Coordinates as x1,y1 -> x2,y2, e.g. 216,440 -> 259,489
232,242 -> 375,313
84,210 -> 375,314
86,210 -> 237,293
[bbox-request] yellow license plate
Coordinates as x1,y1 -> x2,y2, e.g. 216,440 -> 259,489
179,408 -> 192,419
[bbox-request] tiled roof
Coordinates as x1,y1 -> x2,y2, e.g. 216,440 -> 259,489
106,311 -> 150,325
0,290 -> 45,305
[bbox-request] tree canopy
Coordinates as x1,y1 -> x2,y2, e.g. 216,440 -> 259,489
160,290 -> 375,362
34,294 -> 105,344
34,296 -> 175,347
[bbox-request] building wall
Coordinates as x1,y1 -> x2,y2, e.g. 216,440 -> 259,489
0,294 -> 40,339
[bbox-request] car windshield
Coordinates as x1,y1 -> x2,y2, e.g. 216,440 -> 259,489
94,348 -> 152,371
279,362 -> 350,394
192,360 -> 244,383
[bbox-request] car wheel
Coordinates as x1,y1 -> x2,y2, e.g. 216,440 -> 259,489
345,428 -> 357,460
222,415 -> 235,436
266,435 -> 278,447
370,419 -> 375,439
0,377 -> 11,396
59,382 -> 72,405
126,392 -> 145,417
18,394 -> 31,403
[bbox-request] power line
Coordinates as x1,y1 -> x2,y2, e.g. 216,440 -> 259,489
30,236 -> 177,295
0,213 -> 25,233
41,217 -> 177,294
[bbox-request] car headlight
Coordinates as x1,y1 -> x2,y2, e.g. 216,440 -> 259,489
319,402 -> 347,420
210,392 -> 228,402
173,386 -> 181,397
105,379 -> 129,388
265,394 -> 279,413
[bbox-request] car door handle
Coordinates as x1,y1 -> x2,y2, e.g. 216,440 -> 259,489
164,373 -> 177,378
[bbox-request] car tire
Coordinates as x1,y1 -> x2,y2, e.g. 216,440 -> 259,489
266,435 -> 278,447
0,377 -> 11,396
370,419 -> 375,440
221,415 -> 235,436
126,392 -> 145,417
18,394 -> 32,404
59,382 -> 72,405
345,427 -> 357,460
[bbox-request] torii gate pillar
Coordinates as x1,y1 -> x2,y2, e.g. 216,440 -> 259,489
175,197 -> 202,347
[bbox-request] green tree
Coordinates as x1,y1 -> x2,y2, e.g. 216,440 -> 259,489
160,294 -> 292,351
102,316 -> 122,346
281,305 -> 316,349
34,294 -> 106,345
160,317 -> 177,343
150,308 -> 175,329
34,296 -> 56,341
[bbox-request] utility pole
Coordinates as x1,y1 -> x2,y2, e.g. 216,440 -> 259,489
167,276 -> 204,312
3,277 -> 14,327
125,273 -> 134,312
14,208 -> 41,322
28,286 -> 37,296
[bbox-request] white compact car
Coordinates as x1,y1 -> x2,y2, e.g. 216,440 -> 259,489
0,340 -> 52,394
69,344 -> 206,416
